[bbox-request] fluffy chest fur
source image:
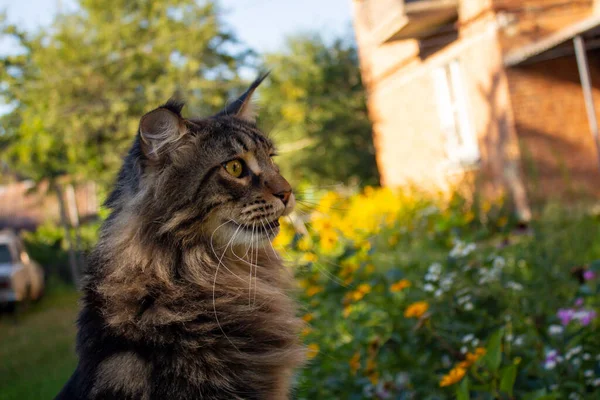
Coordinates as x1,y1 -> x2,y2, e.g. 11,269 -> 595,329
59,229 -> 305,400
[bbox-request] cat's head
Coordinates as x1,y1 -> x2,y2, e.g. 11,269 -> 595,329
107,74 -> 294,247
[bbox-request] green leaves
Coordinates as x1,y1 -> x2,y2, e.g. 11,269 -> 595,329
483,329 -> 503,372
499,364 -> 517,396
456,377 -> 470,400
259,34 -> 378,187
1,0 -> 246,187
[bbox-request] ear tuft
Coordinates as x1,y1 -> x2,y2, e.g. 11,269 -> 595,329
139,107 -> 186,159
161,98 -> 185,117
218,71 -> 270,123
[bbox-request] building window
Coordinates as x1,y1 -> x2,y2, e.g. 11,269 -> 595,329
432,60 -> 480,165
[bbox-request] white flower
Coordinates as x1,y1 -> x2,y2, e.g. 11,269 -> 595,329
585,370 -> 594,377
462,334 -> 475,343
568,393 -> 581,400
506,281 -> 524,291
583,353 -> 591,360
545,360 -> 557,370
449,240 -> 476,258
464,243 -> 476,255
440,276 -> 454,291
566,346 -> 583,360
464,302 -> 474,311
548,325 -> 564,335
428,262 -> 442,275
461,346 -> 468,354
425,273 -> 439,282
572,358 -> 582,367
513,336 -> 524,346
594,378 -> 600,387
493,256 -> 506,269
471,338 -> 480,347
506,333 -> 514,342
423,283 -> 435,292
457,295 -> 471,305
434,289 -> 443,298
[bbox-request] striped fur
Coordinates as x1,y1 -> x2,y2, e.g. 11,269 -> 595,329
56,79 -> 305,400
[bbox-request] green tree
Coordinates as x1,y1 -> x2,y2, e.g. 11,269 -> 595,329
0,0 -> 247,283
259,34 -> 379,188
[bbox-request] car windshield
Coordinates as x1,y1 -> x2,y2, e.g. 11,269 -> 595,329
0,244 -> 13,264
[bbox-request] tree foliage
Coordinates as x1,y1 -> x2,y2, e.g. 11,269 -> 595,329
0,0 -> 246,186
258,34 -> 379,187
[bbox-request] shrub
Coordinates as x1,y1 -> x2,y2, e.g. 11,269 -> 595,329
280,187 -> 600,399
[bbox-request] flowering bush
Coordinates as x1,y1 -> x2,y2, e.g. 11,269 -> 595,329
278,187 -> 600,399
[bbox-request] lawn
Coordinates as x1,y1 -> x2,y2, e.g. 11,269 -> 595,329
0,284 -> 79,400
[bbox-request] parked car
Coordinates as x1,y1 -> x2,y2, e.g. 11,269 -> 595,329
0,229 -> 44,311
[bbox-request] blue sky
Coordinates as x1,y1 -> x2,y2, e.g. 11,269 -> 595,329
0,0 -> 355,53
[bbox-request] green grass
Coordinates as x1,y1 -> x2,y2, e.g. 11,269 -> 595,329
0,283 -> 79,400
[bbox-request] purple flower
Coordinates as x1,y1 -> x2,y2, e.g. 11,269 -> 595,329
558,308 -> 575,325
575,298 -> 584,307
583,270 -> 596,281
544,350 -> 560,370
575,310 -> 597,326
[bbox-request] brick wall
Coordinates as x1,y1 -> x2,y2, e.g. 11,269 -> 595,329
507,54 -> 600,203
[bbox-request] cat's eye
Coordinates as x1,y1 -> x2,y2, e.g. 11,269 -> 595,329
224,159 -> 244,178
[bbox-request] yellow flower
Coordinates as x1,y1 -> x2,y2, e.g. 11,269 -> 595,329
349,352 -> 360,375
305,286 -> 323,297
390,279 -> 411,292
458,347 -> 487,369
306,343 -> 319,360
368,371 -> 379,385
301,327 -> 313,337
481,200 -> 492,213
365,264 -> 375,274
343,305 -> 352,318
404,301 -> 429,318
319,229 -> 337,252
344,283 -> 371,304
297,235 -> 312,251
298,279 -> 310,289
497,216 -> 508,227
302,313 -> 314,323
464,210 -> 475,223
301,253 -> 318,263
474,347 -> 486,357
365,356 -> 379,385
439,366 -> 466,387
357,283 -> 371,295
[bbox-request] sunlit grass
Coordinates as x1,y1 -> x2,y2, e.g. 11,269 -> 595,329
0,283 -> 78,400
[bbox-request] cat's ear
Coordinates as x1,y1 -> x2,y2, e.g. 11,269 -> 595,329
139,99 -> 187,159
218,72 -> 270,123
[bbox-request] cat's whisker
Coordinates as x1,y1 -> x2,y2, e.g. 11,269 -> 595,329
249,222 -> 255,305
211,222 -> 243,352
253,223 -> 259,307
260,219 -> 273,262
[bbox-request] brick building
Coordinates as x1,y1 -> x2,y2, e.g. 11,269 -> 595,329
352,0 -> 600,215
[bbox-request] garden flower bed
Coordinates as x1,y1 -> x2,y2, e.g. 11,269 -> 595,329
277,187 -> 600,399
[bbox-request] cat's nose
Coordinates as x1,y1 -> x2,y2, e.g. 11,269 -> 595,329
274,189 -> 291,206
